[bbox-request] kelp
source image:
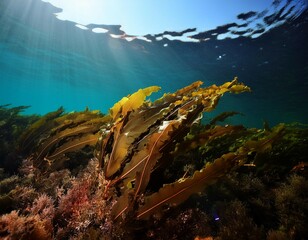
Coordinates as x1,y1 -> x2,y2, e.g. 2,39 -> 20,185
136,152 -> 244,220
109,86 -> 161,121
99,77 -> 249,176
13,77 -> 285,221
94,77 -> 279,221
173,125 -> 246,155
115,124 -> 284,220
12,77 -> 287,222
0,105 -> 39,145
19,108 -> 110,173
18,107 -> 65,154
3,78 -> 307,239
208,111 -> 242,126
0,105 -> 39,173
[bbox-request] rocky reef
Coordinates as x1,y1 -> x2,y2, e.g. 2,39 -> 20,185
0,79 -> 307,240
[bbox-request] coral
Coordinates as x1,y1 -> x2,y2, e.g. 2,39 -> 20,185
56,176 -> 92,228
10,186 -> 40,213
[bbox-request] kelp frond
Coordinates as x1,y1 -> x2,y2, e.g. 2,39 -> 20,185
109,86 -> 161,121
15,78 -> 282,222
136,152 -> 244,220
18,108 -> 110,173
18,107 -> 65,154
95,78 -> 260,220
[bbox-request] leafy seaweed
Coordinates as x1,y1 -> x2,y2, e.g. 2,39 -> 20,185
1,79 -> 307,239
18,107 -> 64,154
0,105 -> 39,173
96,78 -> 261,220
19,108 -> 110,173
136,152 -> 244,220
208,111 -> 242,126
109,86 -> 161,121
11,78 -> 286,223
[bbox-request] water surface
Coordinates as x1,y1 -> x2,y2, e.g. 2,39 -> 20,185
0,0 -> 307,127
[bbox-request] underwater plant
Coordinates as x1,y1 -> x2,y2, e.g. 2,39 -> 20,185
274,174 -> 308,239
94,77 -> 284,221
0,105 -> 39,173
18,107 -> 110,174
1,78 -> 307,239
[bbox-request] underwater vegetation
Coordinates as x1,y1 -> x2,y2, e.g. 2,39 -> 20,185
0,105 -> 40,174
0,78 -> 307,240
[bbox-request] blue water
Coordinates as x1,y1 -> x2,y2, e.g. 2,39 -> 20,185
0,0 -> 307,128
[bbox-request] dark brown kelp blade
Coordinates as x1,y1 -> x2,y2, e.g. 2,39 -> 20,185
101,80 -> 207,178
136,124 -> 285,220
111,121 -> 180,220
136,152 -> 245,220
104,78 -> 250,180
174,125 -> 246,155
132,103 -> 206,196
108,99 -> 198,183
47,133 -> 99,161
239,123 -> 285,154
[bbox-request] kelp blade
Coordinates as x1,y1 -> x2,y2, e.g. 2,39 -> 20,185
136,152 -> 245,220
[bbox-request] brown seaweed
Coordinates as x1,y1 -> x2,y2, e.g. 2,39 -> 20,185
18,107 -> 64,154
14,77 -> 284,222
173,125 -> 246,155
19,108 -> 110,173
96,78 -> 258,220
136,125 -> 285,220
208,111 -> 242,126
136,152 -> 244,220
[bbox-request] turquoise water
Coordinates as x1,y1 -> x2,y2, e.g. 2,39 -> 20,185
0,2 -> 307,239
0,0 -> 307,127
